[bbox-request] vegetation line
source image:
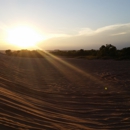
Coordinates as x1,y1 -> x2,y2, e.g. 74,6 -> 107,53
5,44 -> 130,60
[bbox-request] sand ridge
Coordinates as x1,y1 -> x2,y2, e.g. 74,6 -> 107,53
0,54 -> 130,129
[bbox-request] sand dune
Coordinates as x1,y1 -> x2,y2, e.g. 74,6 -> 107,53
0,54 -> 130,130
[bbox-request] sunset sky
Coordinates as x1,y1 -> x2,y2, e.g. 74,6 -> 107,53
0,0 -> 130,50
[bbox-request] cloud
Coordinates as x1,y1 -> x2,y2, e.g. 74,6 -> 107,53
78,23 -> 130,36
1,22 -> 129,50
42,23 -> 130,39
46,33 -> 70,39
78,28 -> 94,36
95,23 -> 129,33
111,32 -> 127,36
40,23 -> 130,50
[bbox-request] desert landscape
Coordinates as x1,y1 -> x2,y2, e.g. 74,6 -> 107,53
0,0 -> 130,129
0,53 -> 130,130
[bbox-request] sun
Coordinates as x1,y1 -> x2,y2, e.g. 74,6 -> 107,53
6,26 -> 43,48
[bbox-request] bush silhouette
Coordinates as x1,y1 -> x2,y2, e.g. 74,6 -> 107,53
5,44 -> 130,60
98,44 -> 117,57
5,49 -> 45,58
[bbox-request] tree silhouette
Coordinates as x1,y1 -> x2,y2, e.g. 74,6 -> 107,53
98,44 -> 117,57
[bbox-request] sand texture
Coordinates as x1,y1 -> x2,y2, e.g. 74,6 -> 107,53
0,54 -> 130,130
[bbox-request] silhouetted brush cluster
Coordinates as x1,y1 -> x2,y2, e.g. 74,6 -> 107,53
5,44 -> 130,59
5,49 -> 45,58
50,44 -> 130,60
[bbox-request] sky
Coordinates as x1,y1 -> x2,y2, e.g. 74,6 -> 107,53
0,0 -> 130,50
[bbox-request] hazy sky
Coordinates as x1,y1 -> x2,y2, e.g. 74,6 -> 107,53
0,0 -> 130,50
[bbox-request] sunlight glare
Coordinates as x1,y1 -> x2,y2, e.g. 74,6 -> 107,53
7,26 -> 44,48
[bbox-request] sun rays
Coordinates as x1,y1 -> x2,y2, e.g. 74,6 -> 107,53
35,50 -> 110,90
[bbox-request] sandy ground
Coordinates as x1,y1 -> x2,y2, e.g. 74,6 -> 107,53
0,53 -> 130,130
